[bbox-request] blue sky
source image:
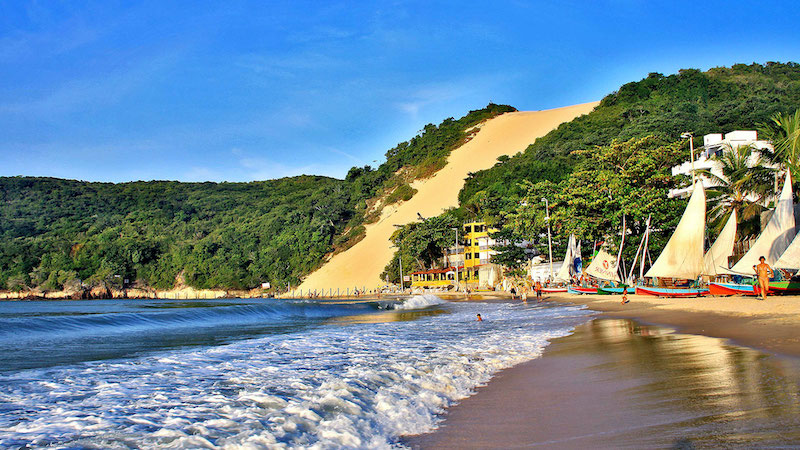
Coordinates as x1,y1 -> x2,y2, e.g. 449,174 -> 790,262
1,1 -> 799,183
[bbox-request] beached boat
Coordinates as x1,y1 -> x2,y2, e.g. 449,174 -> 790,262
541,287 -> 568,293
596,286 -> 629,295
708,281 -> 758,296
567,286 -> 597,295
709,280 -> 800,296
768,280 -> 800,294
640,181 -> 708,298
707,174 -> 795,295
635,286 -> 709,297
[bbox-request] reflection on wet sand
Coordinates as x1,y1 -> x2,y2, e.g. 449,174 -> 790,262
405,318 -> 800,448
552,319 -> 800,447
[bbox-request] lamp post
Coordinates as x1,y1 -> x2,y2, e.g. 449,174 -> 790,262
451,227 -> 460,291
391,224 -> 406,292
541,197 -> 553,280
681,132 -> 695,182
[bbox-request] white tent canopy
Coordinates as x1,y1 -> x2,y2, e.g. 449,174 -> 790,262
703,210 -> 737,275
730,172 -> 795,274
645,181 -> 707,279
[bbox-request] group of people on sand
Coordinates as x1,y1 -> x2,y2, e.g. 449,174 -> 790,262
509,280 -> 545,302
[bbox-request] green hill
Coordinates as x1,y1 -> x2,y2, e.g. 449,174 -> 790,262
0,104 -> 514,293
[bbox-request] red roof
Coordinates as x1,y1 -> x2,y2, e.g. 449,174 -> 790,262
410,266 -> 463,275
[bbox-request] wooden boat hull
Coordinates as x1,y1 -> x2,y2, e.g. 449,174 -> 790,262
708,282 -> 758,296
635,286 -> 709,297
541,287 -> 567,293
596,287 -> 629,295
768,281 -> 800,294
567,286 -> 598,295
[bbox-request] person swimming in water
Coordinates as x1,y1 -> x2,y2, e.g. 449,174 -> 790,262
476,314 -> 483,322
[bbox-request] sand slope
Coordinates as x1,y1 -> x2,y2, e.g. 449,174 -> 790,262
296,102 -> 599,293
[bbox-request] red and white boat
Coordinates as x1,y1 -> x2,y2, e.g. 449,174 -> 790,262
541,287 -> 568,293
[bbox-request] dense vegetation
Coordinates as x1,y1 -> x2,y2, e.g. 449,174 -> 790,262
383,62 -> 800,278
461,62 -> 800,221
459,62 -> 800,262
0,104 -> 514,292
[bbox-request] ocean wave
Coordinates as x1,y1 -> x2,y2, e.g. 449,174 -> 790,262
0,302 -> 592,448
0,300 -> 367,337
393,294 -> 448,310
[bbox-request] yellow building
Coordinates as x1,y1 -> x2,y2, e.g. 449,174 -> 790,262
410,221 -> 501,290
449,221 -> 502,288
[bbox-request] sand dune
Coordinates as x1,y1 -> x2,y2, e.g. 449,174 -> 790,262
296,101 -> 599,294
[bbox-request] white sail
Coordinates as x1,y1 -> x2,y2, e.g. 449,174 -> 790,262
774,233 -> 800,270
554,234 -> 576,282
703,210 -> 737,275
730,172 -> 795,273
645,181 -> 706,279
585,248 -> 621,282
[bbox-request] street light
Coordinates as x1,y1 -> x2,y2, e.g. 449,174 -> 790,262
451,227 -> 460,291
541,197 -> 554,280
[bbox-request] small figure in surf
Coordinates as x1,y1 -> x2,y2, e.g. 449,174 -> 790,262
621,287 -> 629,304
534,281 -> 542,302
476,313 -> 483,322
753,256 -> 773,300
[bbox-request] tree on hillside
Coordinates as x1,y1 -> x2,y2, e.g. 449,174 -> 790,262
381,211 -> 462,284
501,136 -> 686,264
696,144 -> 775,238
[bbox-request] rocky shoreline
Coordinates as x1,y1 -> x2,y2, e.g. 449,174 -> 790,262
0,286 -> 269,301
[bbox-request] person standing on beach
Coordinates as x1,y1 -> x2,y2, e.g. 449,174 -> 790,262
534,280 -> 542,301
753,256 -> 773,300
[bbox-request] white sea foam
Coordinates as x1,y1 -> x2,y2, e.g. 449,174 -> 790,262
0,302 -> 591,449
394,294 -> 448,310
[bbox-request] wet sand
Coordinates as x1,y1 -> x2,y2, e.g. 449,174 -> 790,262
404,318 -> 800,448
549,293 -> 800,358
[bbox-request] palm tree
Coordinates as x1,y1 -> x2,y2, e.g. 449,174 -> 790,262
760,109 -> 800,179
697,143 -> 775,238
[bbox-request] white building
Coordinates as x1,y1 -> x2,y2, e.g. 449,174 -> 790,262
669,131 -> 774,198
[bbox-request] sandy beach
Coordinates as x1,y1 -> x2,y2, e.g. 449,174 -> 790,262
404,293 -> 800,448
296,102 -> 598,294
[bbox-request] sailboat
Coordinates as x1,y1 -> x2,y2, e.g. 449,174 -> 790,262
636,180 -> 710,297
547,234 -> 578,293
704,211 -> 757,295
588,248 -> 625,294
770,218 -> 800,293
709,172 -> 795,295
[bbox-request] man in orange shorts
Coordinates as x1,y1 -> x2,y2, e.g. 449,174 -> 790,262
753,256 -> 773,301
